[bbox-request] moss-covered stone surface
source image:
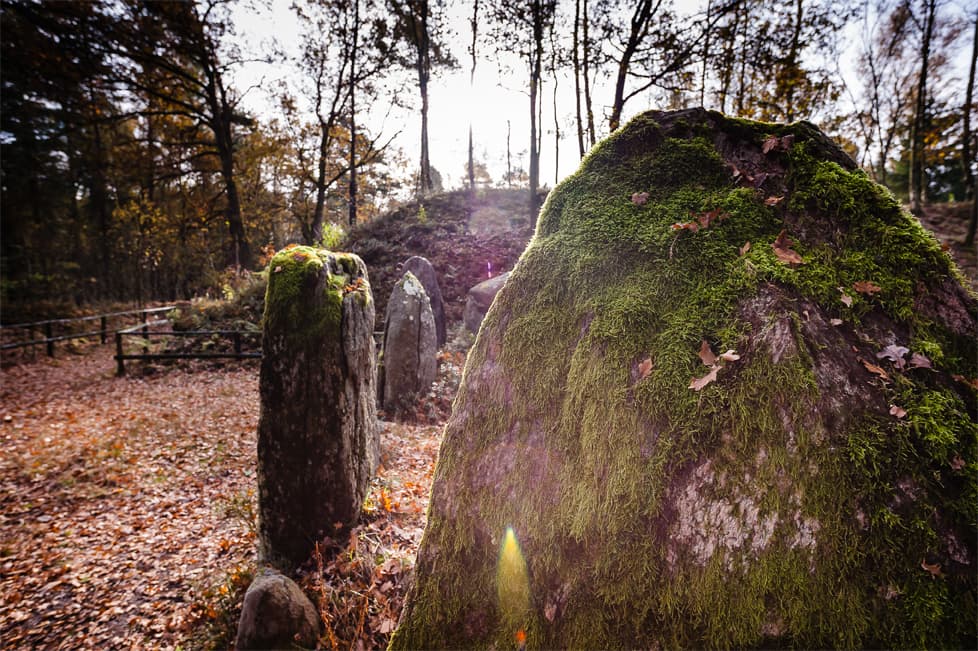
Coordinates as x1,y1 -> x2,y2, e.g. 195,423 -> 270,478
390,109 -> 977,649
257,246 -> 379,572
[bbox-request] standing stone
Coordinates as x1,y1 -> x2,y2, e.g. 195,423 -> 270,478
258,246 -> 379,571
402,255 -> 447,346
235,568 -> 320,650
379,271 -> 437,415
463,271 -> 510,333
391,109 -> 977,649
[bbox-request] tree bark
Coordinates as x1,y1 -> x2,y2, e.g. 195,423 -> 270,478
416,0 -> 433,195
582,0 -> 596,147
910,0 -> 936,214
528,0 -> 543,219
609,0 -> 656,132
960,19 -> 974,249
573,0 -> 585,159
348,0 -> 360,227
468,0 -> 479,192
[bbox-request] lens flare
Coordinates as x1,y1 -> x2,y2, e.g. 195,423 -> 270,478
497,526 -> 531,638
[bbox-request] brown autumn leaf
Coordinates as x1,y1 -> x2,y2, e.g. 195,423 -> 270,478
631,191 -> 650,205
951,374 -> 978,390
908,353 -> 933,369
950,456 -> 965,471
830,318 -> 844,326
876,344 -> 909,369
771,230 -> 804,265
761,136 -> 780,154
920,559 -> 943,577
636,356 -> 653,381
859,357 -> 890,381
698,340 -> 717,367
689,366 -> 719,391
852,280 -> 882,295
719,350 -> 741,362
274,265 -> 283,273
837,287 -> 854,307
764,195 -> 784,206
739,241 -> 751,256
889,404 -> 907,419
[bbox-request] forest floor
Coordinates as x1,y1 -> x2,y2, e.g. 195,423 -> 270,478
0,201 -> 973,650
0,345 -> 455,650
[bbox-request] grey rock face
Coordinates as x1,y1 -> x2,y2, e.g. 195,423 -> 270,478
379,271 -> 438,415
402,255 -> 447,347
463,271 -> 510,333
235,568 -> 320,650
257,248 -> 379,571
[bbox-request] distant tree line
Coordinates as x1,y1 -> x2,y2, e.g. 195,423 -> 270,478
1,0 -> 975,310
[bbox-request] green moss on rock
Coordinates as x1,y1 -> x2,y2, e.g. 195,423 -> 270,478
391,109 -> 977,650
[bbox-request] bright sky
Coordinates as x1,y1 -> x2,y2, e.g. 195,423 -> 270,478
229,0 -> 971,195
229,0 -> 674,192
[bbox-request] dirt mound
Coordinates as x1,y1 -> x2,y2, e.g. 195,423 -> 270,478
346,189 -> 537,326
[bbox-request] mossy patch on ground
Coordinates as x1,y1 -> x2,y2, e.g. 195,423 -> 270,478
391,108 -> 977,650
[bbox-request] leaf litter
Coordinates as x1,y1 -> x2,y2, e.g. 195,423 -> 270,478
0,346 -> 449,650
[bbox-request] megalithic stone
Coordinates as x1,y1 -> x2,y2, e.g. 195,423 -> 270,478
257,246 -> 379,571
402,255 -> 447,347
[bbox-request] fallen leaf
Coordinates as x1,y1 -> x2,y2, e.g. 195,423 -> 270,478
762,136 -> 780,154
292,250 -> 309,262
859,357 -> 890,381
636,357 -> 653,381
950,456 -> 965,471
920,559 -> 943,577
852,280 -> 882,295
941,241 -> 951,252
631,192 -> 649,205
830,318 -> 843,326
889,404 -> 907,419
908,353 -> 932,369
379,618 -> 396,634
697,340 -> 717,367
764,195 -> 784,206
739,241 -> 751,256
689,366 -> 719,391
274,265 -> 283,273
771,230 -> 804,265
838,287 -> 853,307
544,602 -> 557,622
876,344 -> 909,369
719,350 -> 741,362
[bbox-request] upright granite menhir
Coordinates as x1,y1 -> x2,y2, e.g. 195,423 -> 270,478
257,246 -> 379,571
392,109 -> 977,649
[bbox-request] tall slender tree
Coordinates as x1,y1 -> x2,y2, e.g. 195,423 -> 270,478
388,0 -> 455,197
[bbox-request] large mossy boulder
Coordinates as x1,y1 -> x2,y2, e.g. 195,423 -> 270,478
391,109 -> 977,649
257,246 -> 379,571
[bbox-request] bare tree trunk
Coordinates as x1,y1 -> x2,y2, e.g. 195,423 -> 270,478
782,0 -> 804,122
348,0 -> 360,227
468,0 -> 479,192
573,0 -> 585,158
416,0 -> 432,195
582,0 -> 596,146
910,0 -> 936,214
528,0 -> 543,218
965,13 -> 977,246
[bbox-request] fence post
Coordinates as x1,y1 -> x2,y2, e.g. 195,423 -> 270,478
45,322 -> 54,357
100,316 -> 108,344
233,332 -> 242,355
115,332 -> 126,376
141,311 -> 149,340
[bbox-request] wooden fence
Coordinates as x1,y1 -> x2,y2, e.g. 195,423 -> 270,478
0,307 -> 176,357
113,323 -> 262,376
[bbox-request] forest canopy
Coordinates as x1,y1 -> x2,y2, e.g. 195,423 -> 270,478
1,0 -> 975,312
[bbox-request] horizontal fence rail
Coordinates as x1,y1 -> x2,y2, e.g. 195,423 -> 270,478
114,324 -> 262,376
1,306 -> 176,356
